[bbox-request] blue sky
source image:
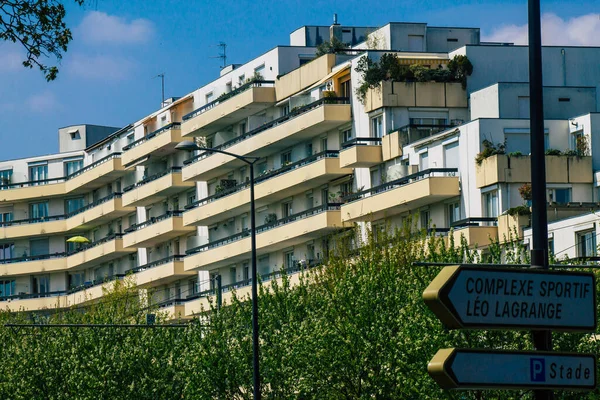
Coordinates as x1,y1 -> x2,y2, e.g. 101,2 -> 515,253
0,0 -> 598,160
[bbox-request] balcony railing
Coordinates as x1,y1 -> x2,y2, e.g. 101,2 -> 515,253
126,255 -> 185,274
182,80 -> 275,122
0,153 -> 122,190
0,252 -> 66,264
395,124 -> 456,147
183,97 -> 350,166
0,290 -> 66,302
66,192 -> 123,218
186,203 -> 341,256
0,214 -> 65,227
184,150 -> 341,211
341,137 -> 382,149
124,211 -> 183,233
451,217 -> 498,228
122,123 -> 181,151
185,259 -> 323,301
67,233 -> 124,256
123,167 -> 182,192
67,274 -> 126,294
342,168 -> 458,203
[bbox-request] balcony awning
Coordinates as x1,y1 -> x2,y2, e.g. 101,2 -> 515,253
305,62 -> 351,92
139,94 -> 193,125
396,54 -> 449,66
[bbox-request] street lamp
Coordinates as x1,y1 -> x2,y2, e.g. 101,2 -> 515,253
175,141 -> 262,399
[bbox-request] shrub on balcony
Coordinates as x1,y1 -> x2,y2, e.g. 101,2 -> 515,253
545,148 -> 562,156
475,139 -> 506,165
518,183 -> 532,202
264,213 -> 277,225
506,205 -> 532,216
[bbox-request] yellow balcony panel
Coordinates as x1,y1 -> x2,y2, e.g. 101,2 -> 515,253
475,154 -> 592,188
339,138 -> 383,168
66,194 -> 135,231
0,254 -> 66,277
123,213 -> 195,248
129,256 -> 195,287
121,123 -> 184,167
65,154 -> 127,194
341,169 -> 460,223
182,99 -> 352,181
0,216 -> 66,240
184,151 -> 351,226
157,300 -> 189,321
0,293 -> 65,312
66,276 -> 126,306
184,205 -> 342,271
364,81 -> 467,113
184,295 -> 211,316
121,168 -> 195,207
67,235 -> 136,270
451,219 -> 498,248
498,213 -> 531,241
0,180 -> 65,202
275,54 -> 336,100
181,82 -> 276,138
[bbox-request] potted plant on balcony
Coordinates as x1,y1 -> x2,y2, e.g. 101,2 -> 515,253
518,183 -> 532,205
475,139 -> 506,165
264,213 -> 277,225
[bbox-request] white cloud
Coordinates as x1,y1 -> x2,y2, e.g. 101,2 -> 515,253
65,53 -> 134,81
78,11 -> 154,45
484,13 -> 600,46
0,45 -> 24,72
27,91 -> 61,113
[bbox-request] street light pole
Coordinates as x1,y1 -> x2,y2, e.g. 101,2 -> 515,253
175,141 -> 261,398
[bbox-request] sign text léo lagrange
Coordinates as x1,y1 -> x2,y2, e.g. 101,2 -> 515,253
465,277 -> 592,319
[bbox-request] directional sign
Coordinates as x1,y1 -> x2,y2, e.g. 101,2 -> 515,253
423,265 -> 596,331
428,348 -> 597,391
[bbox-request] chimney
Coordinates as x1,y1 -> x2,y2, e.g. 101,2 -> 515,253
330,13 -> 342,43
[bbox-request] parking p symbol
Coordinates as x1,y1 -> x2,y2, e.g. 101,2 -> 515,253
530,358 -> 546,382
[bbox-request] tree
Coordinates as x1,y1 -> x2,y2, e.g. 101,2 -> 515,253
315,36 -> 346,57
0,0 -> 84,81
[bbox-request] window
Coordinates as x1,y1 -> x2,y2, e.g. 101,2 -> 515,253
241,214 -> 248,231
64,159 -> 83,177
280,150 -> 292,166
30,201 -> 49,220
282,201 -> 293,218
306,142 -> 313,157
419,152 -> 429,171
28,163 -> 48,184
570,130 -> 584,153
483,190 -> 499,218
254,64 -> 265,79
0,279 -> 15,297
187,190 -> 196,206
370,166 -> 381,187
68,273 -> 85,289
205,92 -> 214,103
0,169 -> 12,188
1,212 -> 13,224
548,188 -> 571,204
0,243 -> 14,260
420,210 -> 430,229
230,267 -> 237,285
284,251 -> 295,269
257,161 -> 268,175
239,122 -> 247,135
447,202 -> 460,226
321,137 -> 328,151
340,79 -> 351,98
371,115 -> 383,138
127,134 -> 135,145
281,104 -> 290,116
65,197 -> 85,214
577,230 -> 597,258
243,262 -> 249,281
342,129 -> 352,143
32,275 -> 50,294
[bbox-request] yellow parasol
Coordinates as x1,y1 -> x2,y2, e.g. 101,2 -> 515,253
66,236 -> 90,243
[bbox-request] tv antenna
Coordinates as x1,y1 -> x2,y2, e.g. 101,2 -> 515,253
210,42 -> 227,68
155,73 -> 165,107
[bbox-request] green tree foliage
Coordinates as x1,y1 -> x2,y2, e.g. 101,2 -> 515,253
0,0 -> 84,80
315,36 -> 347,57
0,227 -> 598,399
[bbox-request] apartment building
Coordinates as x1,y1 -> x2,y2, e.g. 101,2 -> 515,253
1,18 -> 599,318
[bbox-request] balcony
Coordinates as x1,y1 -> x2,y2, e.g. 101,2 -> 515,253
182,98 -> 352,181
339,138 -> 383,168
451,218 -> 498,248
184,204 -> 342,271
183,151 -> 351,226
498,213 -> 530,241
364,81 -> 467,113
388,124 -> 456,157
181,80 -> 276,138
65,153 -> 127,193
275,54 -> 336,100
66,274 -> 127,306
121,123 -> 184,167
122,167 -> 195,207
0,253 -> 66,276
127,255 -> 194,287
341,168 -> 460,223
0,291 -> 65,312
476,154 -> 593,188
0,215 -> 66,240
0,177 -> 65,202
123,211 -> 195,248
66,193 -> 134,231
184,260 -> 322,316
157,299 -> 187,320
66,234 -> 136,270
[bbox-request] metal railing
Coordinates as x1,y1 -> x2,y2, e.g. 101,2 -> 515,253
0,214 -> 65,227
67,234 -> 124,256
123,167 -> 182,192
126,255 -> 185,274
394,124 -> 456,147
66,193 -> 122,217
0,290 -> 66,302
0,252 -> 66,265
341,137 -> 382,149
67,274 -> 126,295
184,150 -> 341,211
122,123 -> 181,151
183,97 -> 350,166
186,203 -> 341,256
182,80 -> 275,122
451,217 -> 498,228
124,211 -> 183,233
65,153 -> 122,180
342,168 -> 459,203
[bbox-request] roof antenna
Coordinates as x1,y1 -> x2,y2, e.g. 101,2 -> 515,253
210,42 -> 227,68
155,73 -> 165,107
